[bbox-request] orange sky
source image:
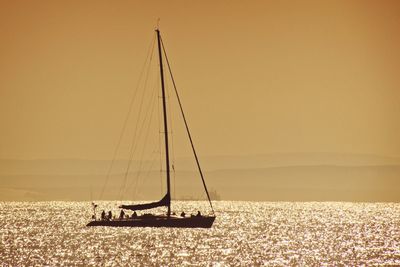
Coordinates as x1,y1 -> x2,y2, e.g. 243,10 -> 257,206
1,0 -> 400,160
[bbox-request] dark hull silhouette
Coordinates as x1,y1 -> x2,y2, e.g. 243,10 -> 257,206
87,215 -> 215,228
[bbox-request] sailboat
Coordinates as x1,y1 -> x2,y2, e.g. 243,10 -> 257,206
87,28 -> 216,228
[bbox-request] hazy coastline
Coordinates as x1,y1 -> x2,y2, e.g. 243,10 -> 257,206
1,153 -> 399,202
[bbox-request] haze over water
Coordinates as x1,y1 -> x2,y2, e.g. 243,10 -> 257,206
1,201 -> 399,266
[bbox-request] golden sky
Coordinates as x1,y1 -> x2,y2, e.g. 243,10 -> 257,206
1,0 -> 400,160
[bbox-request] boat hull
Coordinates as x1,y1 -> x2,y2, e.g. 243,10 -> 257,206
87,216 -> 215,228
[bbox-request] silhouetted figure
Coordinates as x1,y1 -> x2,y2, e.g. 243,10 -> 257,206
92,202 -> 98,220
119,209 -> 125,219
180,211 -> 186,217
132,211 -> 137,218
101,210 -> 106,220
108,211 -> 112,220
196,211 -> 201,217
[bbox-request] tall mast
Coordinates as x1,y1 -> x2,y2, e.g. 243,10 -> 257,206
156,29 -> 171,217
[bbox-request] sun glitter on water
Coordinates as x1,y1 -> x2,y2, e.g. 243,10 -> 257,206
1,201 -> 400,266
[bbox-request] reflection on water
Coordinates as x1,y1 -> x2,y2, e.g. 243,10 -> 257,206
1,201 -> 399,266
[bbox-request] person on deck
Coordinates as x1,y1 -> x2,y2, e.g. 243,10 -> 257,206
132,211 -> 137,218
101,210 -> 106,220
119,209 -> 125,219
108,211 -> 112,220
196,211 -> 201,217
180,211 -> 186,217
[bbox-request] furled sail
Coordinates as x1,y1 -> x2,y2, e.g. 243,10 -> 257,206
119,194 -> 170,211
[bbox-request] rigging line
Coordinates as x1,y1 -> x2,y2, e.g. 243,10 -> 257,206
131,74 -> 158,195
141,143 -> 161,192
130,147 -> 159,200
120,65 -> 158,199
119,34 -> 157,199
125,80 -> 158,198
99,33 -> 156,200
132,147 -> 158,199
119,69 -> 152,199
160,36 -> 215,214
130,74 -> 161,198
127,73 -> 159,198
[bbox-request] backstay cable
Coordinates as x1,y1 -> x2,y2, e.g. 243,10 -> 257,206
119,37 -> 156,199
99,34 -> 156,200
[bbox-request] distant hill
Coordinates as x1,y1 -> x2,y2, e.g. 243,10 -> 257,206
0,153 -> 399,201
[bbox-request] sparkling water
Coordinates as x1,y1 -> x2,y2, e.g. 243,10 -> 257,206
1,201 -> 399,266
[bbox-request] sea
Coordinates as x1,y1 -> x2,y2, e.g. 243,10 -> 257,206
0,201 -> 399,266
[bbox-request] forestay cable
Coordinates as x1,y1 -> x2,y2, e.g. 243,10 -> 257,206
160,35 -> 215,215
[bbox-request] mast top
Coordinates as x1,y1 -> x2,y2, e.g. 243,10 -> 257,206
156,18 -> 160,30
